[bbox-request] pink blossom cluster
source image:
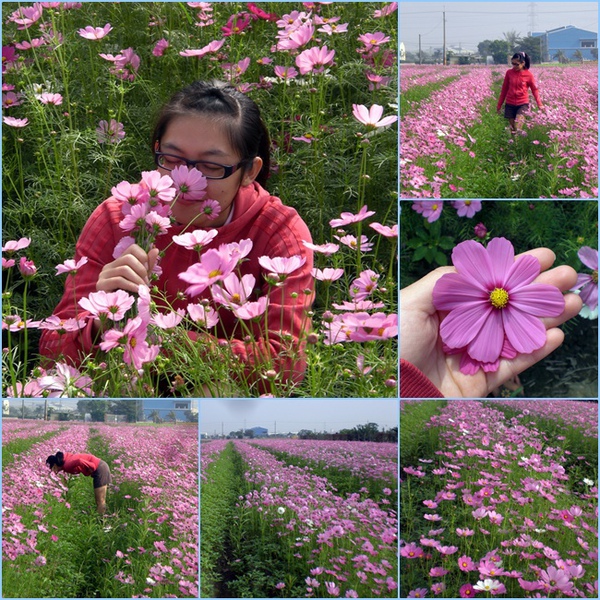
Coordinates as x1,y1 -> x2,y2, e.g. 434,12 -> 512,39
226,439 -> 398,597
249,438 -> 398,484
94,423 -> 198,595
489,400 -> 598,440
401,66 -> 494,197
1,420 -> 64,446
401,401 -> 598,598
400,65 -> 466,93
524,65 -> 598,198
3,422 -> 91,562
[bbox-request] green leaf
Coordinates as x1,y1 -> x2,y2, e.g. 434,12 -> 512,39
434,251 -> 448,266
412,246 -> 428,261
439,237 -> 455,250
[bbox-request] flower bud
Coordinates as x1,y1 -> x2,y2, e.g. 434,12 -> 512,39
474,223 -> 487,239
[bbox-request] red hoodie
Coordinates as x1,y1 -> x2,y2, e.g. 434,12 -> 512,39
61,453 -> 100,476
39,181 -> 315,389
497,68 -> 543,110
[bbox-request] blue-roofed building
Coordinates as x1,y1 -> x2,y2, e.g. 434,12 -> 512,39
142,399 -> 198,422
249,426 -> 268,438
532,25 -> 597,61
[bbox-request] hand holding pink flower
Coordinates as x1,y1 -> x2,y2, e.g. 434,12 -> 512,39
401,241 -> 582,397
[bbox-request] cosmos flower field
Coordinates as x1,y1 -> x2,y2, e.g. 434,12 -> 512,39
400,64 -> 598,199
201,438 -> 398,598
400,400 -> 598,598
2,420 -> 198,598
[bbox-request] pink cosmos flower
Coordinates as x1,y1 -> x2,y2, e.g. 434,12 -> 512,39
329,205 -> 376,228
458,555 -> 477,572
55,256 -> 88,275
211,273 -> 256,307
302,241 -> 339,255
97,119 -> 125,144
79,290 -> 135,321
312,268 -> 344,282
37,92 -> 63,105
570,246 -> 598,310
38,315 -> 86,333
151,309 -> 185,330
318,22 -> 349,35
3,314 -> 41,331
373,3 -> 398,18
433,238 -> 565,365
3,258 -> 15,268
473,579 -> 501,592
37,363 -> 93,397
295,45 -> 335,75
187,303 -> 219,328
232,296 -> 269,320
78,24 -> 112,40
179,249 -> 238,297
259,255 -> 306,277
459,583 -> 476,598
453,200 -> 483,218
152,38 -> 169,57
358,32 -> 391,47
100,316 -> 159,370
111,181 -> 149,207
350,269 -> 379,301
352,104 -> 398,129
334,234 -> 373,252
170,165 -> 207,201
412,200 -> 443,223
19,257 -> 37,277
15,37 -> 46,50
3,237 -> 31,252
172,229 -> 218,252
218,239 -> 253,264
3,116 -> 29,128
400,543 -> 424,559
331,299 -> 385,311
179,39 -> 225,58
141,170 -> 176,202
222,12 -> 252,36
9,4 -> 43,29
112,47 -> 140,81
407,589 -> 428,598
2,91 -> 23,108
369,222 -> 397,238
274,65 -> 299,80
198,199 -> 221,220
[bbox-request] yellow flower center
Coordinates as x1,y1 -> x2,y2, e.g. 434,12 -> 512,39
490,287 -> 509,309
465,200 -> 471,206
208,269 -> 221,278
592,270 -> 598,284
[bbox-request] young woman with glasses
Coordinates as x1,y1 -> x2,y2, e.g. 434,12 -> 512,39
496,51 -> 545,134
39,80 -> 315,394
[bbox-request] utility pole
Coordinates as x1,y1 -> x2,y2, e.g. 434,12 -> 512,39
443,11 -> 446,65
419,34 -> 422,64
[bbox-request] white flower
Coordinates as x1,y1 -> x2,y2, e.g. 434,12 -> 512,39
277,507 -> 285,515
583,478 -> 594,486
473,579 -> 501,591
146,577 -> 156,585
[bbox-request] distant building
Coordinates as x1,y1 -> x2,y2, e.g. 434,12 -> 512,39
532,25 -> 597,61
2,400 -> 9,416
249,426 -> 268,438
142,399 -> 198,422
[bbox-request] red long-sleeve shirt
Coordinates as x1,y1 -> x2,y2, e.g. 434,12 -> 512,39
39,181 -> 315,390
497,68 -> 543,110
400,359 -> 443,398
61,452 -> 100,476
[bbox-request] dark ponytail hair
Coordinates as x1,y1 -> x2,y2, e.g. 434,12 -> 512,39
512,51 -> 530,70
152,80 -> 271,188
46,451 -> 65,468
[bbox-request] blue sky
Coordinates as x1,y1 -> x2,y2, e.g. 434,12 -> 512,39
401,2 -> 598,52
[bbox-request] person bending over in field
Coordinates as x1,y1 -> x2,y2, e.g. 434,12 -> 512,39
496,51 -> 544,134
46,451 -> 111,516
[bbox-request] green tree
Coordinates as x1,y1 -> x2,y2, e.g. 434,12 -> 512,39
573,49 -> 584,63
478,39 -> 493,57
553,49 -> 568,63
149,409 -> 162,424
489,39 -> 511,64
503,30 -> 521,49
515,36 -> 543,63
88,400 -> 108,422
166,410 -> 177,423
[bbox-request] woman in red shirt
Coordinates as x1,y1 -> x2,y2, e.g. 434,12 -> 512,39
38,80 -> 315,395
496,51 -> 544,134
46,451 -> 111,516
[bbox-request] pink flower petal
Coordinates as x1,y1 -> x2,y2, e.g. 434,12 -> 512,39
466,309 -> 504,363
578,246 -> 598,270
451,241 -> 495,291
509,284 -> 565,317
503,254 -> 541,290
439,302 -> 492,349
433,273 -> 488,311
486,237 -> 515,286
502,308 -> 547,354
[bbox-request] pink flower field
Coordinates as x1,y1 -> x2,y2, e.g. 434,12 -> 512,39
2,419 -> 198,598
400,400 -> 598,598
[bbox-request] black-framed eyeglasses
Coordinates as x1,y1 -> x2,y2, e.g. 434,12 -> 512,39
154,151 -> 247,180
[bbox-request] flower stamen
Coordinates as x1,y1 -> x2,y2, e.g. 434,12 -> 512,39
592,270 -> 598,284
489,288 -> 509,309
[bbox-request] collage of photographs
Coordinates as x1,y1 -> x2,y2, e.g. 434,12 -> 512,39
0,1 -> 597,599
